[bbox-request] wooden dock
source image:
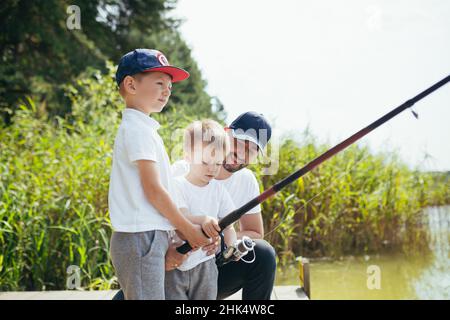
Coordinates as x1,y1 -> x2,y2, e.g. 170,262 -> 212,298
0,286 -> 308,300
0,257 -> 311,300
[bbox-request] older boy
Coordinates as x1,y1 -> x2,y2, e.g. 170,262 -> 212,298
109,49 -> 209,300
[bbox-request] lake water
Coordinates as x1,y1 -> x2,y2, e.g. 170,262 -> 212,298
275,206 -> 450,299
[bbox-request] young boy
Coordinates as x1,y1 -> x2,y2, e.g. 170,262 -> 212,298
165,119 -> 237,300
108,49 -> 210,300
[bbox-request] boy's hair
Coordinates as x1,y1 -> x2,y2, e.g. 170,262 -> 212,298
118,73 -> 146,98
184,119 -> 229,162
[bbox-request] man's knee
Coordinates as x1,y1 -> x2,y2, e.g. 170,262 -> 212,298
253,239 -> 277,274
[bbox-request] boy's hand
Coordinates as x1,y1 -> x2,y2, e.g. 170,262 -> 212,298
202,235 -> 220,256
184,224 -> 210,249
165,243 -> 190,271
201,216 -> 221,238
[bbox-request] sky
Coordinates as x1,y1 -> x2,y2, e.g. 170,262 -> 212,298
172,0 -> 450,171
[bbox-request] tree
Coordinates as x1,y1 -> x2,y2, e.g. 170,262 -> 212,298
0,0 -> 219,124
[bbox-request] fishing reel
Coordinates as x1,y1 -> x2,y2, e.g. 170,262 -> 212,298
216,235 -> 256,267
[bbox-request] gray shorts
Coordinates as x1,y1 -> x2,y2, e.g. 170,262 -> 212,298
110,230 -> 169,300
165,258 -> 218,300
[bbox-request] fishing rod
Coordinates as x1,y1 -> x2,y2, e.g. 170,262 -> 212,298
177,74 -> 450,254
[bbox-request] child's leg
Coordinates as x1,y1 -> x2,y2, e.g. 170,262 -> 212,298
110,230 -> 169,300
165,269 -> 189,300
188,259 -> 218,300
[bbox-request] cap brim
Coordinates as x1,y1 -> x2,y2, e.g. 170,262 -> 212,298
142,66 -> 190,83
230,130 -> 265,156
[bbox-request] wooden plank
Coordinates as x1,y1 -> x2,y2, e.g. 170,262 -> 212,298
0,286 -> 308,300
0,291 -> 43,300
302,259 -> 311,299
273,286 -> 308,300
297,256 -> 311,299
224,289 -> 277,300
0,290 -> 119,300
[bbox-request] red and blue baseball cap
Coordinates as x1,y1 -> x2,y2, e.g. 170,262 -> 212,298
227,111 -> 272,154
115,49 -> 190,86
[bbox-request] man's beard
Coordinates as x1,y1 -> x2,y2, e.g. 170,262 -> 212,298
222,162 -> 247,173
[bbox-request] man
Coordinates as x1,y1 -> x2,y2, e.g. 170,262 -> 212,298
113,111 -> 276,300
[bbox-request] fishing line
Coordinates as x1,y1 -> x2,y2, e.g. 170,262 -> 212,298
263,151 -> 371,238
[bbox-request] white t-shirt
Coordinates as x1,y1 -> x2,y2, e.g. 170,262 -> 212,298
108,108 -> 175,232
171,160 -> 262,215
171,176 -> 235,271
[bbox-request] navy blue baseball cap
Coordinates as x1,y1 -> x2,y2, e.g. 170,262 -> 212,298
227,112 -> 272,154
115,49 -> 190,86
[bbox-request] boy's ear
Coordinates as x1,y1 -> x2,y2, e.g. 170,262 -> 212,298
123,75 -> 137,94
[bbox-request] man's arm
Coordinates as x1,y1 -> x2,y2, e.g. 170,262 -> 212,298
223,224 -> 237,246
136,160 -> 209,248
234,170 -> 265,239
236,212 -> 264,239
181,209 -> 220,239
